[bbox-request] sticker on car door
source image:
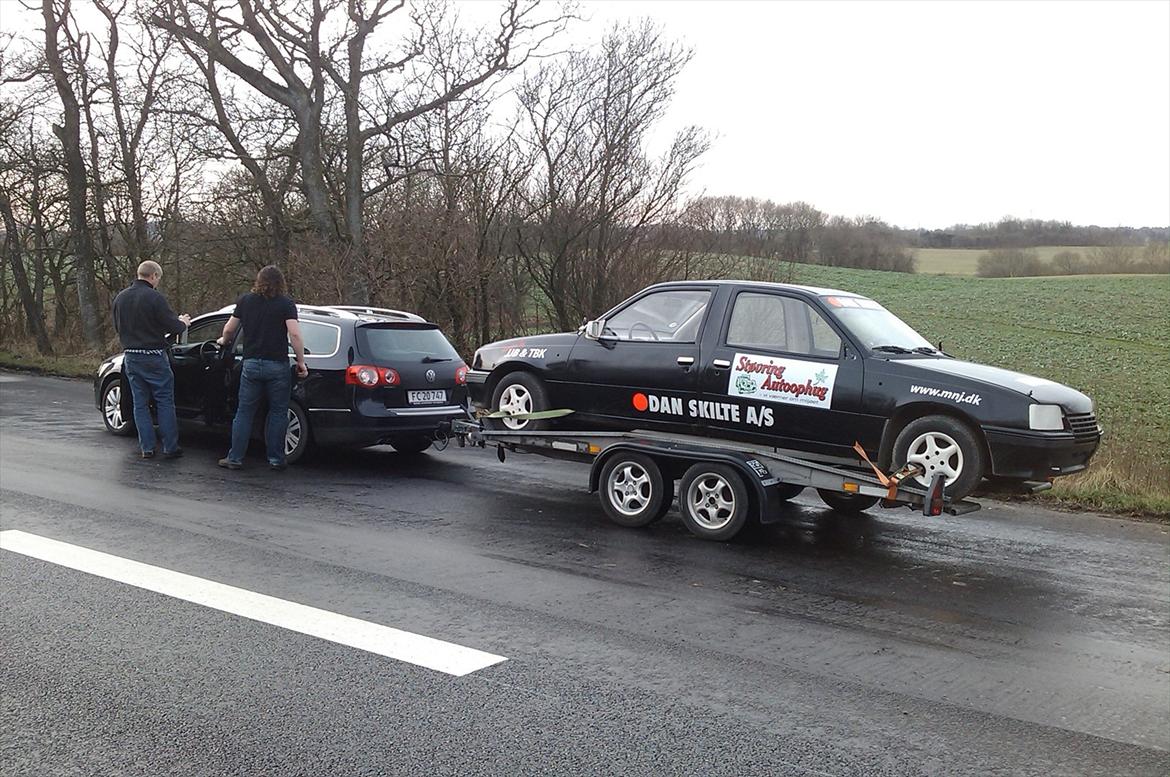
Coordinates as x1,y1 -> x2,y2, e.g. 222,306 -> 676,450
728,352 -> 838,409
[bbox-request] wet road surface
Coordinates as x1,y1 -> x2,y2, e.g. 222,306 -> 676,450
1,372 -> 1167,776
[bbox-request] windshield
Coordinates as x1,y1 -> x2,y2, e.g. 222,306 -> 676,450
356,324 -> 460,363
820,295 -> 933,351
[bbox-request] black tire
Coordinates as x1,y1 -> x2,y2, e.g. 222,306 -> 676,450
774,483 -> 805,501
390,434 -> 433,455
597,453 -> 668,528
284,401 -> 312,464
486,372 -> 551,432
817,490 -> 880,514
891,414 -> 985,499
678,463 -> 752,541
100,376 -> 135,436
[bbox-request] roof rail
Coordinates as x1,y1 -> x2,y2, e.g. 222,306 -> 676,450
329,305 -> 426,322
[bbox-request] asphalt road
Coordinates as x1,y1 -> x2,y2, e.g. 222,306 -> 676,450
1,372 -> 1167,776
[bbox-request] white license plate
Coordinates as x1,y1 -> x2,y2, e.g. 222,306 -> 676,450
407,390 -> 447,405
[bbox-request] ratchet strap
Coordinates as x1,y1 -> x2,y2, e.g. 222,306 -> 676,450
852,441 -> 923,501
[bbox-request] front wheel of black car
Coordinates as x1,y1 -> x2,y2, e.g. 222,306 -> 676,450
892,414 -> 985,500
390,435 -> 433,455
284,401 -> 312,464
487,372 -> 550,432
100,377 -> 134,436
817,491 -> 879,514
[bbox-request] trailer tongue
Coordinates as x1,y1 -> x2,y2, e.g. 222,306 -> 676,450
449,417 -> 979,542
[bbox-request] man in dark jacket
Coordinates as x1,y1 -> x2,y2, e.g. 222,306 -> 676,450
112,261 -> 190,459
216,265 -> 307,471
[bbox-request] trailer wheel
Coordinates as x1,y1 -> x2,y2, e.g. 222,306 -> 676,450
487,372 -> 550,431
817,490 -> 879,514
598,453 -> 669,528
679,463 -> 751,541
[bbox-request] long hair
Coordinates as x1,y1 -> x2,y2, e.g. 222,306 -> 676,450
252,265 -> 286,298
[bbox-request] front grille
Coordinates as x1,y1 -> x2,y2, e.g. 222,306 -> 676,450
1066,412 -> 1101,442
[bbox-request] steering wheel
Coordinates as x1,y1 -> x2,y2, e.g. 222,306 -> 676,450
198,340 -> 221,365
629,321 -> 659,341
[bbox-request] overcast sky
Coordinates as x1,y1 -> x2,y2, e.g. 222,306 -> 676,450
556,0 -> 1170,228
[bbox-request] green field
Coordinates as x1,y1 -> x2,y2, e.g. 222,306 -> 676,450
783,265 -> 1170,514
914,246 -> 1093,276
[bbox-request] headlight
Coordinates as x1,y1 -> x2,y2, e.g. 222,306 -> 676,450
1028,404 -> 1065,431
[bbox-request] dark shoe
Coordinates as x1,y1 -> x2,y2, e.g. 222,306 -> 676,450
269,462 -> 287,472
162,448 -> 184,460
218,457 -> 242,470
140,450 -> 156,459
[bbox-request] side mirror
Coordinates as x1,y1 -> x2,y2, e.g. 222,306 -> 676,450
584,319 -> 607,340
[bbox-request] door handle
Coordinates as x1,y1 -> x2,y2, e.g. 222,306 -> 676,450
676,356 -> 695,366
712,359 -> 731,368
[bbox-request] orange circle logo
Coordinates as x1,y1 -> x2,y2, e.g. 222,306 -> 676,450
632,392 -> 649,411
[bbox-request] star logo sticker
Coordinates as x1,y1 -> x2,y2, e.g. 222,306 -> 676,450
814,369 -> 828,385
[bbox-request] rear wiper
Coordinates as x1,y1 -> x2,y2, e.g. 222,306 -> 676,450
421,356 -> 453,363
871,344 -> 913,354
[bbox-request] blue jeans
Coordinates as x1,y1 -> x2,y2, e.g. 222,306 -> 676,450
123,351 -> 180,454
227,358 -> 292,466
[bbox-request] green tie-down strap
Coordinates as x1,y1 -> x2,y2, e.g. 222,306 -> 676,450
479,408 -> 575,421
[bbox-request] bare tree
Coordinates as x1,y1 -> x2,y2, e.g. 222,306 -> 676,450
41,0 -> 103,347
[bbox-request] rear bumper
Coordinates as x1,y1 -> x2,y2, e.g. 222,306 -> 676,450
309,404 -> 470,446
984,425 -> 1101,480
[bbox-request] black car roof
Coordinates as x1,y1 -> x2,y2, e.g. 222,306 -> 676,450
643,279 -> 863,298
205,304 -> 430,325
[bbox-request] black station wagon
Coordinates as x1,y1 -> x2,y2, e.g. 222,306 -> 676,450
96,305 -> 470,462
467,281 -> 1102,503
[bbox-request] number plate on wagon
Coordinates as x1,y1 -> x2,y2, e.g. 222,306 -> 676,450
407,390 -> 447,405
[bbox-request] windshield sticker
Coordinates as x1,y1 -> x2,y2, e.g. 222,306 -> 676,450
729,353 -> 838,409
909,384 -> 982,406
632,392 -> 775,427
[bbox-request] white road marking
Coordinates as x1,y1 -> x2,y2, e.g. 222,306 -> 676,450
0,529 -> 506,677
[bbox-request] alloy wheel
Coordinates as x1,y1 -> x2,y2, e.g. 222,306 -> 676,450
103,383 -> 126,431
686,473 -> 737,531
905,430 -> 963,487
607,462 -> 652,516
285,407 -> 302,457
498,384 -> 533,430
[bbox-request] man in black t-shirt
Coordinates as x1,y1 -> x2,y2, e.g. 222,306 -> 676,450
216,265 -> 307,470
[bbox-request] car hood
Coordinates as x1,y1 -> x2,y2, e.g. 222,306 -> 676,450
898,357 -> 1094,413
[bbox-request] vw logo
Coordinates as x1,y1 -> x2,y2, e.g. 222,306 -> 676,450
425,369 -> 436,383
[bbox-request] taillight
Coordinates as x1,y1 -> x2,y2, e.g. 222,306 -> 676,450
346,365 -> 397,388
455,364 -> 468,385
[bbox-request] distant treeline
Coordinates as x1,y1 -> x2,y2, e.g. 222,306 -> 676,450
976,244 -> 1170,278
912,218 -> 1169,249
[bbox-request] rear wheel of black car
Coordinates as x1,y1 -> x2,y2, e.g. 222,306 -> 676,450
598,452 -> 671,528
390,435 -> 433,455
284,401 -> 311,464
487,372 -> 550,432
100,377 -> 134,436
892,414 -> 985,499
817,490 -> 879,514
678,463 -> 751,541
774,483 -> 805,501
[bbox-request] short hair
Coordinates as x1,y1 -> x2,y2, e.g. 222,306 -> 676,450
252,265 -> 286,298
137,260 -> 163,279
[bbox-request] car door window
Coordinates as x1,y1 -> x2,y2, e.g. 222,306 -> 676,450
184,317 -> 226,345
297,321 -> 340,357
726,293 -> 840,358
605,290 -> 711,342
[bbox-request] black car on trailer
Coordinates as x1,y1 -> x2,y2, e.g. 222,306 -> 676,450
96,305 -> 470,462
467,280 -> 1101,507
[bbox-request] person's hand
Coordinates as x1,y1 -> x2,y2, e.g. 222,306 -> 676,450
215,336 -> 225,346
295,361 -> 308,379
179,313 -> 191,326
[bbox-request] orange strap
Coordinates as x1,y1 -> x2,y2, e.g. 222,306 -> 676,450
852,441 -> 899,500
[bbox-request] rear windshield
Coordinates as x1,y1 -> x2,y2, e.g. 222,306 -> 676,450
356,324 -> 460,362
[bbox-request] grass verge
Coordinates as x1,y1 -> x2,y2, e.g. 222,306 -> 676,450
0,345 -> 99,379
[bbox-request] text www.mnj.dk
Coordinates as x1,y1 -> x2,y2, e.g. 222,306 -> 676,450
909,384 -> 982,406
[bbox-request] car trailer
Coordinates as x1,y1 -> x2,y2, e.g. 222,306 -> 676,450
448,418 -> 980,542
